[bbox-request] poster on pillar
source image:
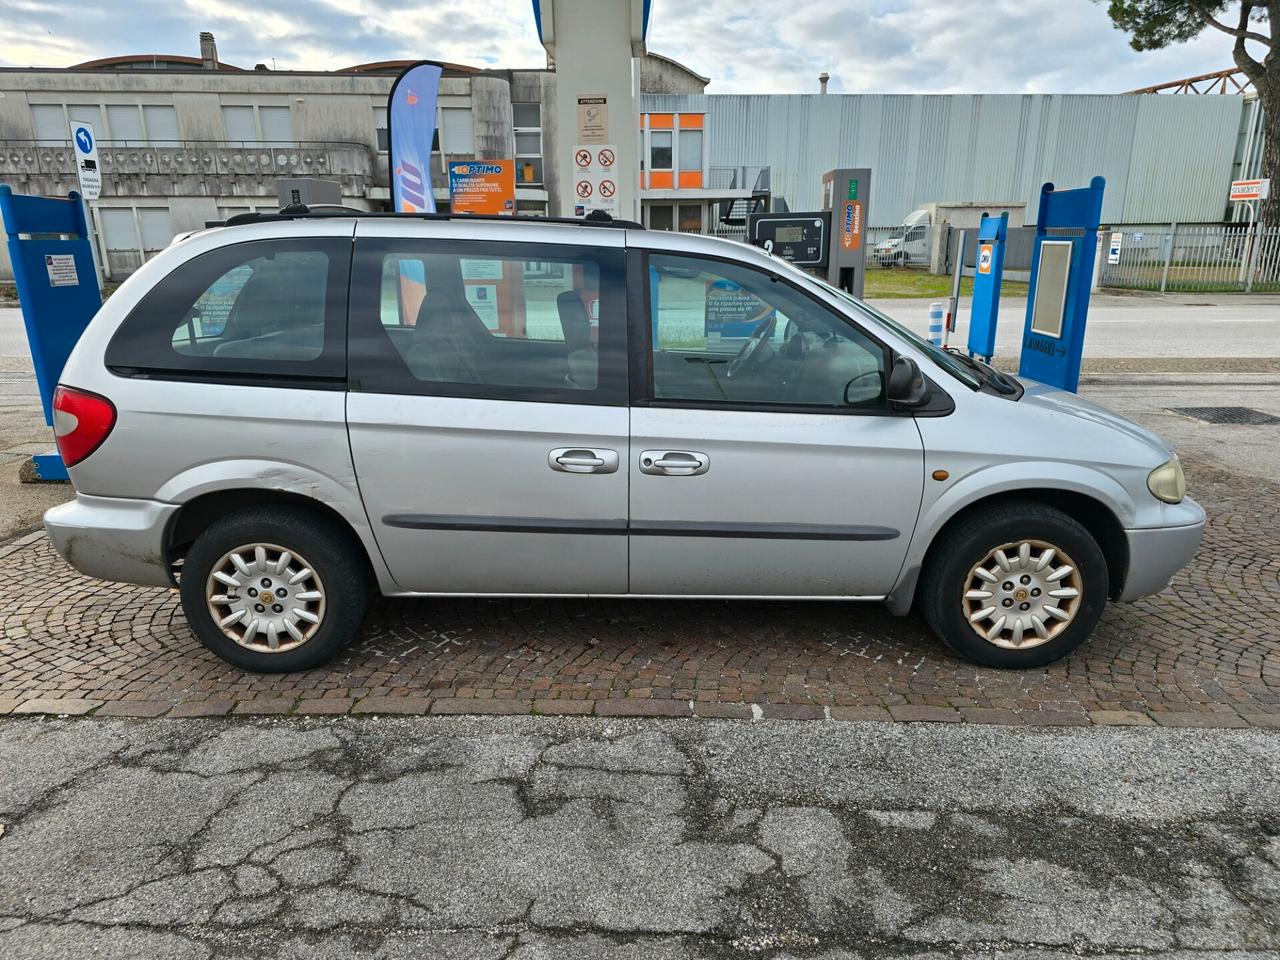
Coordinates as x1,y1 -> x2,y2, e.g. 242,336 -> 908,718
576,96 -> 609,144
571,144 -> 619,218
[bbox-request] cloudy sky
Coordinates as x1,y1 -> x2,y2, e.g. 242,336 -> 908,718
0,0 -> 1245,94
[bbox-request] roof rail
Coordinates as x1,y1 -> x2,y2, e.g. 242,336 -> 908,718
221,204 -> 643,230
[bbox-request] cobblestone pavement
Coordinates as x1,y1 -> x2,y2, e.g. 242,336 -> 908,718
1,716 -> 1278,958
0,456 -> 1277,728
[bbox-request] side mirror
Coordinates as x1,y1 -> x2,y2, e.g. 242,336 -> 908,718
886,356 -> 931,408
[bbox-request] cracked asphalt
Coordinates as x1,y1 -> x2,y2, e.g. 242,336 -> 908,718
0,715 -> 1277,958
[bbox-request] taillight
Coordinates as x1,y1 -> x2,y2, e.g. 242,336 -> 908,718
52,386 -> 116,467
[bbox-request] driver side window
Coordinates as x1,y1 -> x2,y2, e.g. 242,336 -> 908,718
647,254 -> 887,409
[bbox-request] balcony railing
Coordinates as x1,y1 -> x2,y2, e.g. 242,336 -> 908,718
0,139 -> 374,180
707,165 -> 770,193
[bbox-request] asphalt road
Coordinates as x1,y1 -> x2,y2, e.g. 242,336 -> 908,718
868,292 -> 1280,359
0,716 -> 1277,958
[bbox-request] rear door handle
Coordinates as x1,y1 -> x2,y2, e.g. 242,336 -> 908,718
639,450 -> 710,476
548,447 -> 619,474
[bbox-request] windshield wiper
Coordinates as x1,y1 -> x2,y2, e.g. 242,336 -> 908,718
944,347 -> 1018,395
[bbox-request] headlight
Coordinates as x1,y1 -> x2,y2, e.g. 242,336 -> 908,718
1147,456 -> 1186,504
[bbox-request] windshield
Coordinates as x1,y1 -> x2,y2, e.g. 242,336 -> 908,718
800,272 -> 983,390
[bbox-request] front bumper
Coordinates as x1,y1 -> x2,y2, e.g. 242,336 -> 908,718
44,494 -> 178,588
1117,498 -> 1206,602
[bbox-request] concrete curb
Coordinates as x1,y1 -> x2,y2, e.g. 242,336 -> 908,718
0,695 -> 1277,729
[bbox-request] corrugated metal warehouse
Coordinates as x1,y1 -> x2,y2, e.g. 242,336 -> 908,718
642,92 -> 1246,227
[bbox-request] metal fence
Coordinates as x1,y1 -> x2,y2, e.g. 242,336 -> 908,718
1099,223 -> 1280,293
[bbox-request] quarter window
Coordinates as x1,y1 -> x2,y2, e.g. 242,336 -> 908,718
349,239 -> 626,404
105,238 -> 350,380
646,254 -> 887,410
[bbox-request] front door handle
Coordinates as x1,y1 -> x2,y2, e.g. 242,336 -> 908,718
548,447 -> 619,474
639,450 -> 710,476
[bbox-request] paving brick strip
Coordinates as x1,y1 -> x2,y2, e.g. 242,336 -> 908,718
1,456 -> 1277,729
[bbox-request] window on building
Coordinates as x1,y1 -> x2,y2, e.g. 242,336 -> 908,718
440,108 -> 474,154
222,106 -> 256,142
67,104 -> 102,134
650,130 -> 673,170
99,208 -> 140,252
373,106 -> 389,152
678,129 -> 703,172
143,106 -> 180,145
105,105 -> 144,143
97,206 -> 174,255
513,102 -> 543,185
221,105 -> 292,145
678,204 -> 702,233
33,103 -> 179,146
105,238 -> 350,380
647,253 -> 887,410
349,239 -> 626,402
648,206 -> 674,231
137,208 -> 175,252
258,106 -> 292,146
31,105 -> 67,145
513,102 -> 540,128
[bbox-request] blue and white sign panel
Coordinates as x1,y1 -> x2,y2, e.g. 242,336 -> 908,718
0,185 -> 102,479
1018,177 -> 1106,393
387,62 -> 443,214
966,211 -> 1008,363
69,120 -> 101,200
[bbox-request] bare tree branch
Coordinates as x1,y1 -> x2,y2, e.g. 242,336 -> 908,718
1197,4 -> 1270,46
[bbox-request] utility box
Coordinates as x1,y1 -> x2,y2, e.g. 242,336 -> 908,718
747,211 -> 830,270
821,168 -> 870,298
276,178 -> 343,208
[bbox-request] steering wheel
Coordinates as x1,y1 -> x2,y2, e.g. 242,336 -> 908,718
725,315 -> 777,379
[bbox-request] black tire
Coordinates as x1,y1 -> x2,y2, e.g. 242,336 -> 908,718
179,505 -> 369,672
919,501 -> 1108,668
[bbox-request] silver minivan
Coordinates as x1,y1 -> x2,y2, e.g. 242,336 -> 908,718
43,212 -> 1204,672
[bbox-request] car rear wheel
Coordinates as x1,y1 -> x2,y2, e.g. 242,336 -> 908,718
179,505 -> 368,672
919,501 -> 1108,668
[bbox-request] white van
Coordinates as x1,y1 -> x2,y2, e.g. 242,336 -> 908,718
874,209 -> 930,266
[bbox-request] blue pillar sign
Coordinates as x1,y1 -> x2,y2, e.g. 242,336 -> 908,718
966,211 -> 1008,362
0,185 -> 103,480
1018,177 -> 1105,393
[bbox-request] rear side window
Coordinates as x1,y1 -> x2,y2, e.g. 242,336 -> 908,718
106,238 -> 350,381
348,238 -> 626,404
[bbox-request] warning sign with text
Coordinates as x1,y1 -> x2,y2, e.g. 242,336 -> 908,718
576,96 -> 608,144
571,143 -> 619,218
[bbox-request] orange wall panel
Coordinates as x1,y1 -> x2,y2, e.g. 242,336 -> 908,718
649,170 -> 674,189
647,113 -> 674,129
677,171 -> 703,189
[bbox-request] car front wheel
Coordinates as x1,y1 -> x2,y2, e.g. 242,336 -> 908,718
919,502 -> 1108,668
179,505 -> 369,672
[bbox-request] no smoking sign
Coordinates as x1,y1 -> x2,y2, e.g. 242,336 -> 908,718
571,142 -> 620,217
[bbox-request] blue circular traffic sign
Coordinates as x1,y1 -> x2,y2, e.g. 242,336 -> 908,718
74,127 -> 93,153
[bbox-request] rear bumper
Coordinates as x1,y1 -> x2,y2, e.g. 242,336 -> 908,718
44,494 -> 178,588
1117,501 -> 1206,602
